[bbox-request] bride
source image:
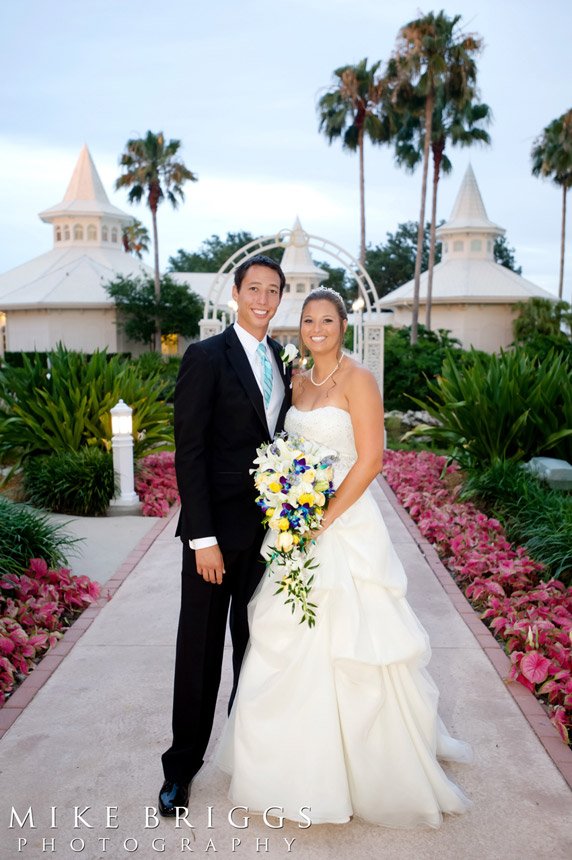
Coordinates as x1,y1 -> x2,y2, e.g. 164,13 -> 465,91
217,287 -> 472,828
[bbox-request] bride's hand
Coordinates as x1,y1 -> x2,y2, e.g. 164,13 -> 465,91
307,514 -> 332,543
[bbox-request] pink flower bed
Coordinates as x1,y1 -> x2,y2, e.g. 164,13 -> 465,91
383,449 -> 572,744
0,559 -> 100,706
135,452 -> 179,517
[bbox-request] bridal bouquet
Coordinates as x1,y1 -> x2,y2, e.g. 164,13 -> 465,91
252,434 -> 336,627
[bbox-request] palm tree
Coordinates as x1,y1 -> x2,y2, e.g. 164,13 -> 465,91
116,131 -> 197,351
531,109 -> 572,300
122,219 -> 150,259
317,59 -> 391,266
394,93 -> 491,329
391,12 -> 483,343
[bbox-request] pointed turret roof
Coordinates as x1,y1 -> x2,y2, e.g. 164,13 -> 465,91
280,217 -> 325,277
437,164 -> 503,237
379,164 -> 554,307
39,145 -> 132,223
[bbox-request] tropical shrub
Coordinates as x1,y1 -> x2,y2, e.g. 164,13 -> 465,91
0,558 -> 100,705
383,325 -> 465,411
0,497 -> 76,575
0,345 -> 174,467
135,452 -> 179,516
383,449 -> 572,744
23,449 -> 116,516
131,352 -> 181,403
409,347 -> 572,467
461,461 -> 572,585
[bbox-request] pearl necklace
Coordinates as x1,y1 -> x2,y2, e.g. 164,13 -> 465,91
310,354 -> 344,387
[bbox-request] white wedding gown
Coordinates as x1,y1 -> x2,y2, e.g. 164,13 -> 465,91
217,405 -> 472,828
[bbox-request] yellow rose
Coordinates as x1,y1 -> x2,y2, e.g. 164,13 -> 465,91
268,481 -> 282,493
314,480 -> 329,492
315,507 -> 323,517
293,535 -> 300,545
276,531 -> 294,552
298,492 -> 315,505
305,469 -> 315,482
315,492 -> 326,507
277,517 -> 290,531
265,508 -> 275,520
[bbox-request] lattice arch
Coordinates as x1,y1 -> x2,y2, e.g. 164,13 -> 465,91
199,227 -> 382,340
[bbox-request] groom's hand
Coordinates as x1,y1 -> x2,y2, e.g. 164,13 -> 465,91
195,544 -> 225,585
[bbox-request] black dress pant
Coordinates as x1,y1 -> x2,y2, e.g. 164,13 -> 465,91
161,538 -> 265,783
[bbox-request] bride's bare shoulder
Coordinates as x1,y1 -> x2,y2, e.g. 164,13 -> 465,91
341,356 -> 376,384
341,358 -> 381,403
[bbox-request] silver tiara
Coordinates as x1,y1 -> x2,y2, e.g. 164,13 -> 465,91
308,286 -> 345,303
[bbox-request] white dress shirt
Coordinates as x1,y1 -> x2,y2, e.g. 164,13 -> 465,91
190,323 -> 284,551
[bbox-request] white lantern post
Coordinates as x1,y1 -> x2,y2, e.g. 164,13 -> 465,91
109,399 -> 141,514
352,297 -> 365,361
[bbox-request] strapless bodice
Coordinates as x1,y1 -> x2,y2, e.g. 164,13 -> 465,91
284,405 -> 357,485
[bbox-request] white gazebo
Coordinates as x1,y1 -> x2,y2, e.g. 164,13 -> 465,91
0,145 -> 153,355
379,165 -> 556,352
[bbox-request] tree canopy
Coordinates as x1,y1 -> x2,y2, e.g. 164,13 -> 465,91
365,221 -> 442,298
105,274 -> 203,347
168,232 -> 283,272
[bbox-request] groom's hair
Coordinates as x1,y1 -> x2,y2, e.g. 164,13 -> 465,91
233,254 -> 286,295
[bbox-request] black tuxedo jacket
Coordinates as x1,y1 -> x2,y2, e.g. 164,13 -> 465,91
174,326 -> 291,551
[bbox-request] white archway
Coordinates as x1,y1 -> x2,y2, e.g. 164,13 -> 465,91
199,226 -> 387,390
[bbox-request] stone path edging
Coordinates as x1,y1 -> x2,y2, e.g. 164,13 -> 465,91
0,505 -> 180,738
377,474 -> 572,790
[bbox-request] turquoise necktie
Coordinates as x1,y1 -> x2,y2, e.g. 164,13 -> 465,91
257,342 -> 273,408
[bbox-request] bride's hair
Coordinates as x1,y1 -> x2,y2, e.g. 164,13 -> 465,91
298,287 -> 348,363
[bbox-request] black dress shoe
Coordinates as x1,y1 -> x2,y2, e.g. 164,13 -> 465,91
158,779 -> 190,816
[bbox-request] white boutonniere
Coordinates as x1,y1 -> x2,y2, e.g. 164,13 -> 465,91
280,343 -> 299,372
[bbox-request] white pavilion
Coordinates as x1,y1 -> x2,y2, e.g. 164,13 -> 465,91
0,145 -> 152,355
379,165 -> 556,352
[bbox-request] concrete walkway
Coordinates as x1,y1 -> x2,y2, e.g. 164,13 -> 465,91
1,482 -> 571,859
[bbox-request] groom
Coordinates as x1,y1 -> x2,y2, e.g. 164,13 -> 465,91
159,254 -> 290,814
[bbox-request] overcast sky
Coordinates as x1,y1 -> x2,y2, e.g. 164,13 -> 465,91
1,1 -> 571,298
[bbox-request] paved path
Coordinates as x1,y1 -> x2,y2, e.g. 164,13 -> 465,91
1,483 -> 571,859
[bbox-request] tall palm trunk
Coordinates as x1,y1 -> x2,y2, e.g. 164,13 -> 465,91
411,94 -> 434,344
426,139 -> 444,330
358,126 -> 366,267
559,184 -> 567,300
150,206 -> 162,353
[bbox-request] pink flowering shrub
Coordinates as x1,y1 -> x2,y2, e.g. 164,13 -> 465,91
383,449 -> 572,744
0,559 -> 100,706
135,452 -> 179,517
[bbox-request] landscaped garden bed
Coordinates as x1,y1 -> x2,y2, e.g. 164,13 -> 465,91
135,452 -> 179,516
382,449 -> 572,744
0,497 -> 100,706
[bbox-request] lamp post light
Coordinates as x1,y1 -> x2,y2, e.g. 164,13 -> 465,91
109,399 -> 141,514
227,298 -> 238,325
351,297 -> 365,360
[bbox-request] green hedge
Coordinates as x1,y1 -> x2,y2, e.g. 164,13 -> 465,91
23,449 -> 117,517
383,325 -> 466,411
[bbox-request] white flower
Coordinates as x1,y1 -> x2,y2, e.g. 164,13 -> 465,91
280,343 -> 299,369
